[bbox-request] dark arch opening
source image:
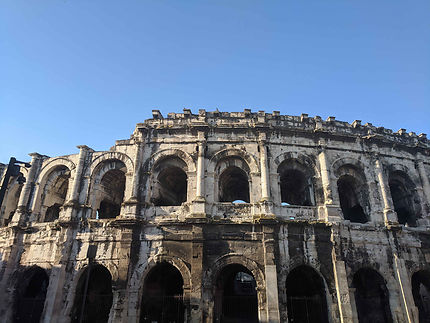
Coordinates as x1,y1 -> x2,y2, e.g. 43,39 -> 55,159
140,262 -> 184,323
71,264 -> 113,323
337,175 -> 368,223
278,162 -> 314,206
13,267 -> 49,323
388,172 -> 418,227
219,166 -> 250,203
42,166 -> 70,222
214,264 -> 258,323
352,268 -> 392,323
412,270 -> 430,323
153,166 -> 187,206
97,169 -> 125,219
286,265 -> 328,323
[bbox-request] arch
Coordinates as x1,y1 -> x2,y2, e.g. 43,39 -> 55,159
71,263 -> 113,323
1,178 -> 23,226
277,158 -> 316,206
88,159 -> 127,219
140,255 -> 192,292
218,165 -> 250,203
140,262 -> 185,323
206,254 -> 265,323
273,152 -> 319,177
352,268 -> 392,323
214,264 -> 258,323
36,165 -> 71,222
411,269 -> 430,323
285,265 -> 329,323
388,169 -> 421,226
88,152 -> 133,176
144,148 -> 195,173
13,266 -> 49,323
333,160 -> 370,223
37,157 -> 75,185
208,148 -> 259,175
150,156 -> 188,206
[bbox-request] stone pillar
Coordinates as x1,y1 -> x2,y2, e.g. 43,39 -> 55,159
393,254 -> 414,323
11,153 -> 44,224
317,147 -> 340,221
190,132 -> 206,219
190,225 -> 204,323
374,157 -> 397,224
263,226 -> 280,323
416,156 -> 430,213
259,134 -> 270,201
331,250 -> 354,323
195,136 -> 206,201
121,142 -> 143,218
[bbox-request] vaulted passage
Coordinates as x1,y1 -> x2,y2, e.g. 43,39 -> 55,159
140,262 -> 184,323
412,270 -> 430,323
13,267 -> 49,323
152,157 -> 188,206
286,265 -> 328,323
219,167 -> 250,203
352,268 -> 392,323
388,171 -> 420,226
97,168 -> 125,218
214,264 -> 258,323
278,160 -> 314,206
71,264 -> 113,323
337,175 -> 368,223
41,165 -> 70,222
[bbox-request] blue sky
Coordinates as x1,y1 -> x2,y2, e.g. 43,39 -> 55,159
1,0 -> 429,163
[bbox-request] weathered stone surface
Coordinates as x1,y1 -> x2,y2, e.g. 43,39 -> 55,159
0,110 -> 429,322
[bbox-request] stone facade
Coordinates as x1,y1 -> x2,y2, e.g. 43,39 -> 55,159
0,109 -> 429,323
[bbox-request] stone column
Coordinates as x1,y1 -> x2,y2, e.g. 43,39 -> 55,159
190,132 -> 206,219
374,157 -> 397,224
121,142 -> 143,218
11,153 -> 44,224
331,249 -> 354,323
190,225 -> 204,323
317,147 -> 340,221
69,145 -> 92,203
195,137 -> 206,201
259,135 -> 270,201
263,226 -> 280,323
416,156 -> 430,212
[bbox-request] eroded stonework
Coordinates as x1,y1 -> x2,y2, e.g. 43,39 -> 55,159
0,109 -> 429,323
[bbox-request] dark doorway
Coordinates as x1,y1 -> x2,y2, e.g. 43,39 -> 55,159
13,267 -> 49,323
219,167 -> 250,203
71,264 -> 113,323
412,270 -> 430,323
214,264 -> 258,323
285,265 -> 328,323
153,166 -> 187,206
388,172 -> 418,227
278,160 -> 314,206
140,262 -> 184,323
337,175 -> 368,223
352,268 -> 392,323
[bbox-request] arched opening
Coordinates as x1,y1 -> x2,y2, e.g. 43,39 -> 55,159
285,265 -> 328,323
214,264 -> 258,323
278,160 -> 314,206
1,179 -> 23,226
352,268 -> 392,323
140,262 -> 184,323
41,165 -> 70,222
388,171 -> 420,227
412,270 -> 430,323
71,264 -> 113,323
97,168 -> 125,219
219,167 -> 250,203
337,174 -> 368,223
13,267 -> 49,323
151,157 -> 188,206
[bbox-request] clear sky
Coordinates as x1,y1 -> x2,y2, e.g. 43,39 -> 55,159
1,0 -> 429,163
